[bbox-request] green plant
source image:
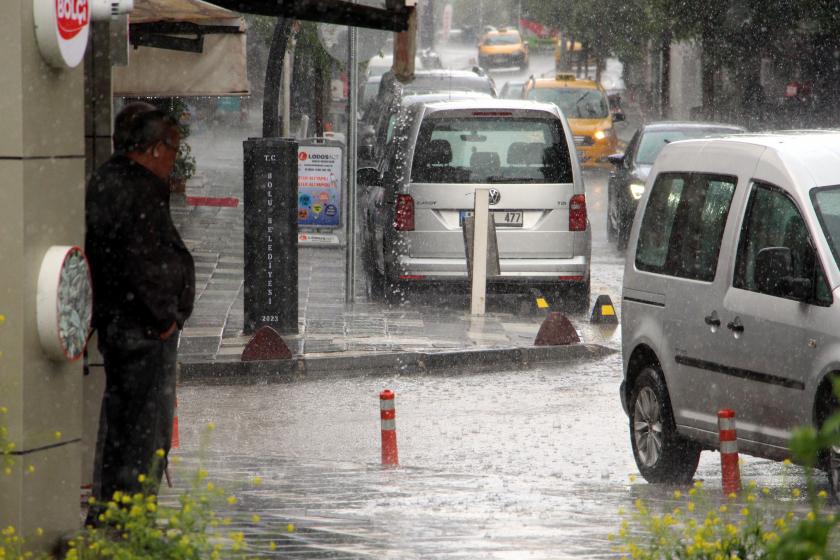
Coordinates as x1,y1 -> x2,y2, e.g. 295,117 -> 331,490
614,380 -> 840,559
1,405 -> 12,476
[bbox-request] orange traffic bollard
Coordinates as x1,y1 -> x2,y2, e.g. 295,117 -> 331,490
718,409 -> 741,495
171,397 -> 180,449
380,390 -> 398,466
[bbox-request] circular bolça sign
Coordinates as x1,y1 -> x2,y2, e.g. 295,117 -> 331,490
37,246 -> 93,361
34,0 -> 91,68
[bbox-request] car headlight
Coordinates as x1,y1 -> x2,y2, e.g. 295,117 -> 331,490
594,129 -> 612,141
630,182 -> 646,200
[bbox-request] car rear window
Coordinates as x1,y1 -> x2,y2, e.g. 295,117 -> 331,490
404,76 -> 494,97
526,87 -> 609,119
410,115 -> 573,184
635,128 -> 743,164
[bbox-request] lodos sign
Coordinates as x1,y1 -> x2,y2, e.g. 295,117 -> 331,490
34,0 -> 91,68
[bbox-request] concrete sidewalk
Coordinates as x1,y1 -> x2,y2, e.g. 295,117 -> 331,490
172,105 -> 633,375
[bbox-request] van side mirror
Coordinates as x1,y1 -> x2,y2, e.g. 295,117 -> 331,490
357,167 -> 382,187
612,111 -> 626,123
755,246 -> 813,300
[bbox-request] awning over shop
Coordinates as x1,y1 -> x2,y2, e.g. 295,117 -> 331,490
112,0 -> 249,97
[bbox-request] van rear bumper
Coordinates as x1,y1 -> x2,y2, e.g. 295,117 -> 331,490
394,255 -> 589,281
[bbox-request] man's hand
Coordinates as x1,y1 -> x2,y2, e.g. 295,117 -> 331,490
160,321 -> 178,340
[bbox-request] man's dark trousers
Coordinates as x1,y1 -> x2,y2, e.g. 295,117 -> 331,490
94,326 -> 178,505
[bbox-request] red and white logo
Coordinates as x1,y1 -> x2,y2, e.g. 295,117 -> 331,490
299,151 -> 309,161
34,0 -> 91,68
56,0 -> 89,40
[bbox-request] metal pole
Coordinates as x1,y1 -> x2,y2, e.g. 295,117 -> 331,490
471,188 -> 490,316
262,18 -> 293,138
345,24 -> 359,304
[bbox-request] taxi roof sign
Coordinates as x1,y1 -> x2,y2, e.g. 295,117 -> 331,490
555,72 -> 576,81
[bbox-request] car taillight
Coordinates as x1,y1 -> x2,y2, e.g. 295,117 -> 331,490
394,194 -> 415,231
569,194 -> 587,231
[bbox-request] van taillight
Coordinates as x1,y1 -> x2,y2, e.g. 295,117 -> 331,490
394,194 -> 415,231
569,194 -> 587,231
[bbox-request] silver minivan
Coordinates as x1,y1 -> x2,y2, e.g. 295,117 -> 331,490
359,99 -> 590,308
620,132 -> 840,494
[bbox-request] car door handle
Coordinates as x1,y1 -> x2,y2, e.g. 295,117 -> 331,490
704,312 -> 721,327
726,317 -> 744,333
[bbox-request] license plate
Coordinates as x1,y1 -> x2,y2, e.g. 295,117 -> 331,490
460,210 -> 523,227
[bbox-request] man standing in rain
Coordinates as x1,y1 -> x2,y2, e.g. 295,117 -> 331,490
84,102 -> 195,526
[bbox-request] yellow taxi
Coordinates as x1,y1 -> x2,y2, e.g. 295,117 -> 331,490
522,73 -> 620,168
478,28 -> 529,70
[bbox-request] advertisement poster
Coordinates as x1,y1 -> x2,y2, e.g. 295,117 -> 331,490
297,144 -> 343,228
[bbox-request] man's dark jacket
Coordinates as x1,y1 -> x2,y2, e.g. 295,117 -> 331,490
85,155 -> 195,336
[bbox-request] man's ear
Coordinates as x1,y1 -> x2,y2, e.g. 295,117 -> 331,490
152,145 -> 160,158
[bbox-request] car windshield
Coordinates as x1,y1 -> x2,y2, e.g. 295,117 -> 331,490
812,186 -> 840,268
484,34 -> 520,45
526,87 -> 609,118
410,116 -> 573,184
635,128 -> 743,164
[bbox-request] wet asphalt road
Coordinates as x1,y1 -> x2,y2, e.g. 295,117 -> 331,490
162,45 -> 825,558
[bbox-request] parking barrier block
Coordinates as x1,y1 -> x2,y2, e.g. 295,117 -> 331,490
380,390 -> 399,466
718,409 -> 741,494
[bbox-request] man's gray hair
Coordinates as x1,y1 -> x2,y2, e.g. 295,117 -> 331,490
113,102 -> 179,154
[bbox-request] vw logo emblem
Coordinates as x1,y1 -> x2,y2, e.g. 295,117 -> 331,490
488,188 -> 501,206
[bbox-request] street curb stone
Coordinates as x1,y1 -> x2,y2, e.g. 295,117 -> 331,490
178,343 -> 616,383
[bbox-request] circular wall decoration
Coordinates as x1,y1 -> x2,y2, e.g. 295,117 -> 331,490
37,246 -> 93,361
33,0 -> 91,69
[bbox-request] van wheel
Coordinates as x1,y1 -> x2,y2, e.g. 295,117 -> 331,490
630,366 -> 701,483
817,386 -> 840,502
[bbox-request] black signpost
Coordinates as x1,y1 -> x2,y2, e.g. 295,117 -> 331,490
243,138 -> 299,335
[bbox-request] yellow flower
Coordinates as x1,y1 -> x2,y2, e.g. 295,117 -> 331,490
35,528 -> 43,537
287,523 -> 295,533
25,465 -> 34,474
222,518 -> 232,526
783,458 -> 792,466
628,474 -> 637,482
4,468 -> 11,476
147,503 -> 157,513
727,492 -> 737,500
719,505 -> 728,513
673,490 -> 682,499
762,487 -> 770,495
251,476 -> 263,486
251,514 -> 261,523
746,494 -> 756,503
197,469 -> 208,480
206,422 -> 216,431
226,495 -> 237,505
740,508 -> 749,516
792,488 -> 801,498
0,407 -> 7,415
269,541 -> 277,551
137,474 -> 146,483
54,432 -> 61,440
747,480 -> 757,489
206,482 -> 215,491
818,490 -> 828,499
688,502 -> 696,512
726,524 -> 738,536
806,511 -> 816,521
155,449 -> 165,458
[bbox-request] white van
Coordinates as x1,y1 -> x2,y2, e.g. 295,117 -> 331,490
620,132 -> 840,494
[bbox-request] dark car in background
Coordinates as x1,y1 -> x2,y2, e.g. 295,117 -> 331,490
607,122 -> 746,249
